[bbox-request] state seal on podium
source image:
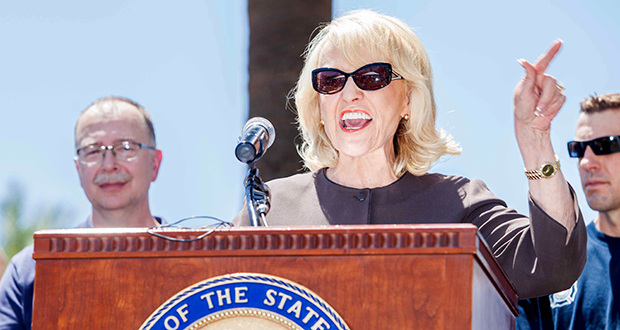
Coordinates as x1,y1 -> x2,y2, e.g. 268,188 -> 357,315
140,273 -> 350,330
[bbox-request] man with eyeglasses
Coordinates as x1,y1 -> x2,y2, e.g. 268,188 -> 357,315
517,93 -> 620,329
0,96 -> 163,330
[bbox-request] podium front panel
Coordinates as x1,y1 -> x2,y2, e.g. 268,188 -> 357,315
32,224 -> 517,329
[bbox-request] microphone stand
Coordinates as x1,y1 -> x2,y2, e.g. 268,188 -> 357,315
244,164 -> 270,227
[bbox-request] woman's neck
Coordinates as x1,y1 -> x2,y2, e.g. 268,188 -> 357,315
328,152 -> 398,189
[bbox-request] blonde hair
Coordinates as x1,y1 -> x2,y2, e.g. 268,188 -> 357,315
294,10 -> 460,177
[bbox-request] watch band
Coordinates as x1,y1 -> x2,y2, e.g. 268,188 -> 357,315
525,155 -> 561,180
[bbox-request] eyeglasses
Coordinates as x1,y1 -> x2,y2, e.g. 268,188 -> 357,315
311,62 -> 403,95
567,136 -> 620,158
76,141 -> 156,165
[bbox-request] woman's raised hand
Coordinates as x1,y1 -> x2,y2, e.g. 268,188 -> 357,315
514,40 -> 566,132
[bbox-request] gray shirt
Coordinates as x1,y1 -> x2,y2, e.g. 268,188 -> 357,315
234,169 -> 586,299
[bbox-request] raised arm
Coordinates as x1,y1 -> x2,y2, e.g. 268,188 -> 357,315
514,40 -> 576,236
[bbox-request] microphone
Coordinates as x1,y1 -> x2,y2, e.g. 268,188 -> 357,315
235,117 -> 276,164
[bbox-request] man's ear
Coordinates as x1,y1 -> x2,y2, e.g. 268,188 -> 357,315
151,150 -> 163,182
74,157 -> 85,188
74,157 -> 81,176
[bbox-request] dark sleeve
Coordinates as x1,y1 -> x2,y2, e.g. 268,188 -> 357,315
465,179 -> 587,299
0,245 -> 35,330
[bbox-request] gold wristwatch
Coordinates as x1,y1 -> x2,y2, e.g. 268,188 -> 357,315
525,155 -> 561,180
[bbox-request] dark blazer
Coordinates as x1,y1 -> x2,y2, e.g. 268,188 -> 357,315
234,169 -> 587,300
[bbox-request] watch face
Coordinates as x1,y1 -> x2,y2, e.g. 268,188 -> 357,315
542,163 -> 556,177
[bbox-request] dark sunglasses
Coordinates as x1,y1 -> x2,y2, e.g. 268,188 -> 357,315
567,135 -> 620,158
311,62 -> 403,94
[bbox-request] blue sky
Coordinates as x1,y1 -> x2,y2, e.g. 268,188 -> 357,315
1,0 -> 619,237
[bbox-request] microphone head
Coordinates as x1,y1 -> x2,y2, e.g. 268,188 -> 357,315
243,117 -> 276,149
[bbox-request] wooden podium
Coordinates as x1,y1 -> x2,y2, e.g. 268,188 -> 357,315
32,224 -> 517,329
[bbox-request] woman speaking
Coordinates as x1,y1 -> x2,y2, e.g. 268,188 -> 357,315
234,10 -> 585,299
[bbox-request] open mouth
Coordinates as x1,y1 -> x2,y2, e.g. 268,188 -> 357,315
339,110 -> 372,131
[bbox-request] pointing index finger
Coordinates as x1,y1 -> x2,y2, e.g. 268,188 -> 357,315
534,39 -> 562,74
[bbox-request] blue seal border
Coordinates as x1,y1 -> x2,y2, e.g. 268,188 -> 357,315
139,273 -> 350,330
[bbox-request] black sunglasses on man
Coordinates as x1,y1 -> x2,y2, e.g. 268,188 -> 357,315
567,135 -> 620,158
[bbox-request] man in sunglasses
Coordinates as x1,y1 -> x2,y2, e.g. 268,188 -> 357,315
517,93 -> 620,329
0,97 -> 164,330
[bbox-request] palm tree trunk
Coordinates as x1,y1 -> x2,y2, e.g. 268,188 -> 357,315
248,0 -> 331,181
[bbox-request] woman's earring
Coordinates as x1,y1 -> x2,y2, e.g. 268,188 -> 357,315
320,120 -> 325,125
403,114 -> 409,121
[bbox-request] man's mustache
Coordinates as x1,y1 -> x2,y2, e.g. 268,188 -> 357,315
94,172 -> 132,185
